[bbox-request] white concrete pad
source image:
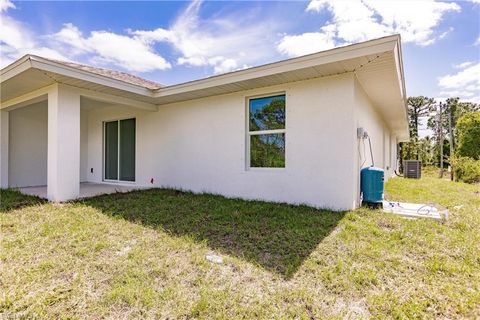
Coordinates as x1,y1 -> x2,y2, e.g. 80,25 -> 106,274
19,182 -> 143,200
383,201 -> 448,220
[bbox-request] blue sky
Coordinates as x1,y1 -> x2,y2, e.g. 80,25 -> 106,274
1,0 -> 479,108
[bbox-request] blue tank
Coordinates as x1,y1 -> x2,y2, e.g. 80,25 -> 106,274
361,167 -> 384,204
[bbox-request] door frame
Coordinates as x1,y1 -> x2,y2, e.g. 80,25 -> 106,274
102,117 -> 137,184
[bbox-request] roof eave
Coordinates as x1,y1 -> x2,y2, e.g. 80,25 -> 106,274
29,55 -> 154,96
393,36 -> 410,140
1,55 -> 154,97
153,34 -> 400,98
0,55 -> 33,82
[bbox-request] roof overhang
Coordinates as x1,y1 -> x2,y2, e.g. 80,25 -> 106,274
1,55 -> 155,104
1,35 -> 408,139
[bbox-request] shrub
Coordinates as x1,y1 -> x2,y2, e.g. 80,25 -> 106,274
456,112 -> 480,160
451,156 -> 480,183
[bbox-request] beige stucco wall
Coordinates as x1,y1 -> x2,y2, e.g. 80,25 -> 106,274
85,74 -> 358,210
8,101 -> 48,187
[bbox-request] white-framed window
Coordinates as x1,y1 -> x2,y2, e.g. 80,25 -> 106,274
103,118 -> 136,182
246,93 -> 286,169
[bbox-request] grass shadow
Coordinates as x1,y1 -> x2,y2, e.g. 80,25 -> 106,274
0,188 -> 46,213
81,188 -> 346,279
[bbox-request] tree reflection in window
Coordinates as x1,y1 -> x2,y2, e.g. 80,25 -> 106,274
248,95 -> 286,168
249,95 -> 285,131
250,133 -> 285,168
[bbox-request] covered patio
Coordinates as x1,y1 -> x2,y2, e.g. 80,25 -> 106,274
1,55 -> 158,201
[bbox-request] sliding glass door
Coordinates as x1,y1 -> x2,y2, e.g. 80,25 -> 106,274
104,118 -> 135,182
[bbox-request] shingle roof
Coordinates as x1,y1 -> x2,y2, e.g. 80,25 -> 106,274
45,58 -> 163,90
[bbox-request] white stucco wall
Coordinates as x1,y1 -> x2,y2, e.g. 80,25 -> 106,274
0,110 -> 9,188
353,78 -> 397,206
8,101 -> 48,187
80,108 -> 88,182
7,100 -> 89,188
85,74 -> 358,210
4,73 -> 398,209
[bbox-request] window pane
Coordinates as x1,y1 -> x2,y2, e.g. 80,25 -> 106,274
249,95 -> 285,131
250,133 -> 285,168
105,121 -> 118,180
119,118 -> 136,181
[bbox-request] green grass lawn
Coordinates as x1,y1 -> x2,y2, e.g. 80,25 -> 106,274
1,174 -> 479,319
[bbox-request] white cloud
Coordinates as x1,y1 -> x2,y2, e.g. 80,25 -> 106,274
1,0 -> 279,74
438,63 -> 480,89
307,0 -> 391,43
279,0 -> 461,57
0,0 -> 14,12
438,62 -> 480,103
0,0 -> 68,66
51,23 -> 171,72
1,19 -> 170,73
132,0 -> 279,74
438,27 -> 454,40
277,25 -> 337,56
475,36 -> 480,46
209,57 -> 238,74
0,13 -> 34,50
1,0 -> 170,72
453,61 -> 474,69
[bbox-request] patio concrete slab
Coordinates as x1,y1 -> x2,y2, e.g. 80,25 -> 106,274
19,182 -> 144,200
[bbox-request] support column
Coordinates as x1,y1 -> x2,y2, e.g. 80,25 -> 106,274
0,110 -> 9,188
47,84 -> 80,201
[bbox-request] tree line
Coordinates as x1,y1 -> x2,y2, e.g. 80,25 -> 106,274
401,96 -> 480,182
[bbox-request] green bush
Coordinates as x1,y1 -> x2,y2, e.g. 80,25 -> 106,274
456,112 -> 480,160
451,156 -> 480,183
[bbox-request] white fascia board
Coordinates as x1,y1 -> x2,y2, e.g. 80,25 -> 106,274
29,56 -> 154,97
393,39 -> 409,139
153,35 -> 399,98
0,56 -> 32,82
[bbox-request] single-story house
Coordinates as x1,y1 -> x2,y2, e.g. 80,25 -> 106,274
0,34 -> 408,210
